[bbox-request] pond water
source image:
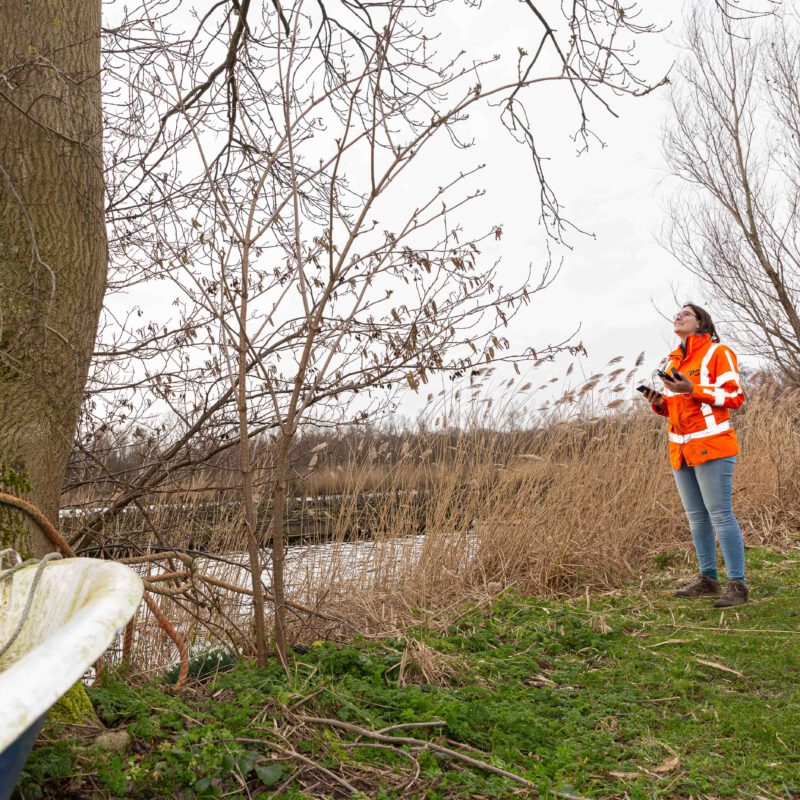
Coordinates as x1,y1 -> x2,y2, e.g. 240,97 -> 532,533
109,529 -> 478,674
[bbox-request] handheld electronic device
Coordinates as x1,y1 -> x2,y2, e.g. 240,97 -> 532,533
656,367 -> 676,381
637,385 -> 663,403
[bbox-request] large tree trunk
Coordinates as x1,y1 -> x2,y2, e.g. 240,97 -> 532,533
0,0 -> 106,555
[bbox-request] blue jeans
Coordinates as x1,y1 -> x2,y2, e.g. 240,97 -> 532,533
672,456 -> 746,581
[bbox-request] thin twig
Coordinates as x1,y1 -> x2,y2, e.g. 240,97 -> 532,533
645,622 -> 800,635
197,572 -> 347,623
287,687 -> 327,713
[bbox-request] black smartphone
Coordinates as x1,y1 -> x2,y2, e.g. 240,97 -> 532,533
656,368 -> 675,381
637,385 -> 663,406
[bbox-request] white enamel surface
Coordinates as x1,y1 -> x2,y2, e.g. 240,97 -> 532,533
0,559 -> 143,751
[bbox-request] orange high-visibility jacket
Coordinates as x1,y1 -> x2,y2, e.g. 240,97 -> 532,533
651,333 -> 745,470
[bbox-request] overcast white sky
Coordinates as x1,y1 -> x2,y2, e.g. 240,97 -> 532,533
524,4 -> 702,377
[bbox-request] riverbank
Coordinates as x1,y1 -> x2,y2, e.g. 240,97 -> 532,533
16,542 -> 800,799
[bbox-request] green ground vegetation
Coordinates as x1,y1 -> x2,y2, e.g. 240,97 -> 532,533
15,544 -> 800,799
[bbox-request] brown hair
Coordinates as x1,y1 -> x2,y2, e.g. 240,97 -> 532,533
682,303 -> 719,342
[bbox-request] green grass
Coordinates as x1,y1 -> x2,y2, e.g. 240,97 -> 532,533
15,545 -> 800,799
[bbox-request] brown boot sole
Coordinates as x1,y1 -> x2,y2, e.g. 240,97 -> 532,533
713,596 -> 748,608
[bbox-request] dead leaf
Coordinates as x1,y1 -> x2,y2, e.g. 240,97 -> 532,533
651,755 -> 680,774
693,656 -> 744,678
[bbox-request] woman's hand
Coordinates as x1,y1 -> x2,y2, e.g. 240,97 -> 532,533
642,387 -> 664,407
662,369 -> 694,395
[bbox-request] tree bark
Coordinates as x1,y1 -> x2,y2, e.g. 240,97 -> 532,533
0,0 -> 107,555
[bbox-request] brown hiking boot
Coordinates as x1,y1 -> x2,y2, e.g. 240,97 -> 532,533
713,579 -> 749,608
675,574 -> 722,598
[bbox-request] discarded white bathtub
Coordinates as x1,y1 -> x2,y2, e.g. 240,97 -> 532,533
0,556 -> 143,800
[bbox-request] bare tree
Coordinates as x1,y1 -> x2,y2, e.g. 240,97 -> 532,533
81,0 -> 664,663
664,4 -> 800,382
73,0 -> 665,514
0,1 -> 107,555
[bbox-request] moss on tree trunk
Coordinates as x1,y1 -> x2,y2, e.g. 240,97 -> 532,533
46,682 -> 102,730
0,464 -> 34,559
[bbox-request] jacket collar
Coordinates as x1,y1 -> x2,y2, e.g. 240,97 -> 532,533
669,332 -> 711,362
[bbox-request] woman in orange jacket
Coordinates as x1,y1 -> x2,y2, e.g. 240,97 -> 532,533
641,304 -> 748,607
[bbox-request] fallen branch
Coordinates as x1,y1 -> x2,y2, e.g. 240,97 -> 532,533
376,720 -> 447,735
341,741 -> 421,789
294,714 -> 589,800
235,737 -> 360,795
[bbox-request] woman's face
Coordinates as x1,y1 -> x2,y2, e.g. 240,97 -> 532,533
673,306 -> 700,338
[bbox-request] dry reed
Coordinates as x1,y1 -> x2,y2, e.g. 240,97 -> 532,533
68,376 -> 800,676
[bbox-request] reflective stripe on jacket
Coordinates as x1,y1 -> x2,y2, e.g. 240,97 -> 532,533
651,333 -> 745,470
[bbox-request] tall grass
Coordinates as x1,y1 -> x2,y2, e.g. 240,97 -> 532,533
75,377 -> 800,676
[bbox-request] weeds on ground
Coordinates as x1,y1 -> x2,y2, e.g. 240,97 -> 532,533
15,545 -> 800,799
